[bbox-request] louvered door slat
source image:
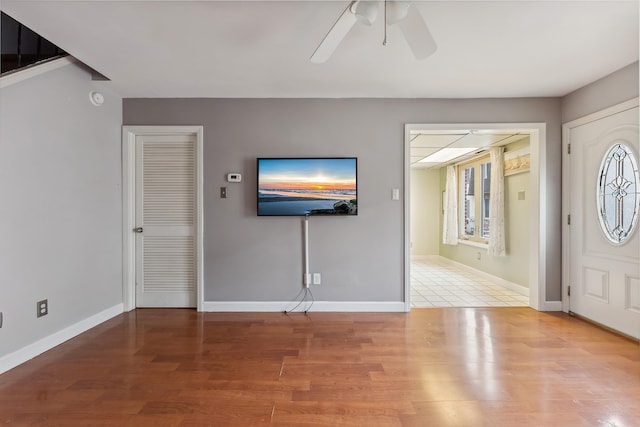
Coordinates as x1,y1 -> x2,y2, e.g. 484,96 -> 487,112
143,236 -> 195,292
143,141 -> 195,227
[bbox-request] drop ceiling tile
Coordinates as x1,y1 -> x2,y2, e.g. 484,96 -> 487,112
411,162 -> 442,169
411,147 -> 440,157
411,134 -> 465,148
450,134 -> 514,148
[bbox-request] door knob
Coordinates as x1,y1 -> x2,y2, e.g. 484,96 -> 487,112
134,227 -> 143,233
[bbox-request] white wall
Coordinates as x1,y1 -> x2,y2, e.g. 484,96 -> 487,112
410,168 -> 440,257
0,62 -> 123,363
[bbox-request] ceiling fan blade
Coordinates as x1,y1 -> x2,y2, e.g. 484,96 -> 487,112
310,1 -> 359,63
396,3 -> 437,60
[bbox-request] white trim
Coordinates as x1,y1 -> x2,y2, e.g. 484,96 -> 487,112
0,304 -> 123,375
121,126 -> 204,312
542,301 -> 563,312
434,256 -> 529,297
410,254 -> 436,261
457,239 -> 489,249
122,130 -> 136,311
561,97 -> 640,313
403,127 -> 412,312
564,98 -> 639,129
202,301 -> 406,313
404,122 -> 547,312
562,118 -> 570,313
0,56 -> 78,89
196,128 -> 204,312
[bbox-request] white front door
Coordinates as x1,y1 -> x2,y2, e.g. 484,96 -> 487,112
565,101 -> 640,339
135,133 -> 197,307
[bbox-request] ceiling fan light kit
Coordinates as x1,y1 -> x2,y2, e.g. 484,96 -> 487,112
385,1 -> 410,24
310,0 -> 437,64
352,0 -> 378,25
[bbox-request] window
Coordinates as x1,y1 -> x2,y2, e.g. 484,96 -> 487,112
597,143 -> 640,245
459,155 -> 491,243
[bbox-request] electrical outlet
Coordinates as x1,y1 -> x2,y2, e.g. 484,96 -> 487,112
476,252 -> 481,260
37,299 -> 48,318
313,273 -> 321,285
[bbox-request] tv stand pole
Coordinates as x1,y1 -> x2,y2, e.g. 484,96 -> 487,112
283,214 -> 314,314
304,214 -> 310,289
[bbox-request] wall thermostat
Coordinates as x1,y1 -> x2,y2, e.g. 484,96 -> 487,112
227,173 -> 242,183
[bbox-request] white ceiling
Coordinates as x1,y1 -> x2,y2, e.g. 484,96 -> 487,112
2,0 -> 638,99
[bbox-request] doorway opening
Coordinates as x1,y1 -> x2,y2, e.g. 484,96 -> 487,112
403,123 -> 547,312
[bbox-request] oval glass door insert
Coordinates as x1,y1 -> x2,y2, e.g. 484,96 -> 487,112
597,143 -> 640,245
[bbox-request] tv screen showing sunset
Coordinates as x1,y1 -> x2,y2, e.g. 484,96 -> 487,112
257,158 -> 357,216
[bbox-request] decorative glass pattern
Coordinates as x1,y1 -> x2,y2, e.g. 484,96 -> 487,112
597,143 -> 640,245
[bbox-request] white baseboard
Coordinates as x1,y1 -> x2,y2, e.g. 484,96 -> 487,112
433,256 -> 530,297
410,254 -> 439,261
0,303 -> 123,375
541,301 -> 563,312
202,301 -> 406,313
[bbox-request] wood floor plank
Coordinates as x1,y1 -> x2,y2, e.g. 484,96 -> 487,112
0,307 -> 638,426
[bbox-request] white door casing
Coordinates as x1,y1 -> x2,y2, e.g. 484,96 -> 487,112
563,99 -> 640,339
123,126 -> 204,311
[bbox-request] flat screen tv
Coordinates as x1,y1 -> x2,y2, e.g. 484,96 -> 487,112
257,157 -> 357,216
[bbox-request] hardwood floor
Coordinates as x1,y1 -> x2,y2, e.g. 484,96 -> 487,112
1,308 -> 638,426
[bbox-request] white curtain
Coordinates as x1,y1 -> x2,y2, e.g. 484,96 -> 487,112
488,147 -> 506,256
442,165 -> 459,245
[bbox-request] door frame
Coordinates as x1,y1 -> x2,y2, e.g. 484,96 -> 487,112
403,122 -> 548,312
122,126 -> 204,312
561,97 -> 639,314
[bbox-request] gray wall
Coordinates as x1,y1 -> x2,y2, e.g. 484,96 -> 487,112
0,62 -> 123,358
562,61 -> 639,123
124,98 -> 562,303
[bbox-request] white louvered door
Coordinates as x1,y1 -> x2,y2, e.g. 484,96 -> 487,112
135,134 -> 196,307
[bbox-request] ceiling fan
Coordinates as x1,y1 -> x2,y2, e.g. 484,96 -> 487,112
310,0 -> 437,63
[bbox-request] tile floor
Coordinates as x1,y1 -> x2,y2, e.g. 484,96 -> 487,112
411,257 -> 529,308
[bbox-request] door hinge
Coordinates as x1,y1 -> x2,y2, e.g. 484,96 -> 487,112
567,214 -> 571,225
567,285 -> 571,297
567,144 -> 571,154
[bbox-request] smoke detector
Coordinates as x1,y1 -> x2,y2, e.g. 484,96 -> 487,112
89,91 -> 104,106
